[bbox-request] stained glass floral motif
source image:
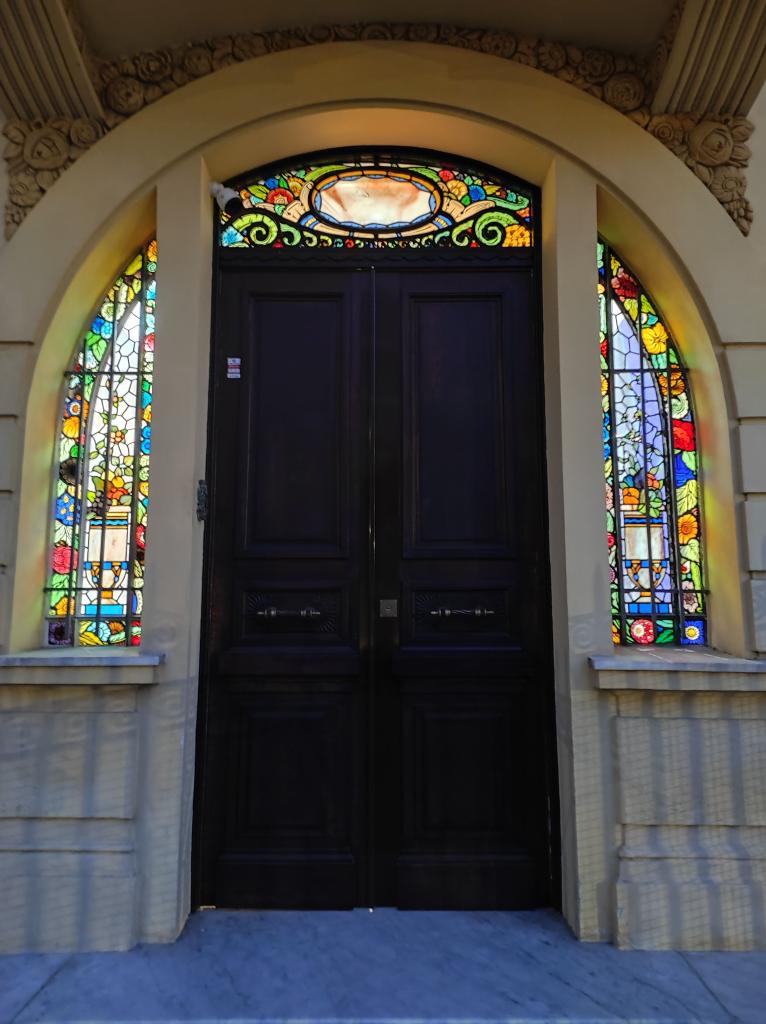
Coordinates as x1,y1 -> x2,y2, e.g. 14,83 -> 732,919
599,240 -> 705,646
46,240 -> 157,647
220,156 -> 533,250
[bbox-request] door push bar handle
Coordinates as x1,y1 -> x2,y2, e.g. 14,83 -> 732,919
430,607 -> 496,618
256,607 -> 323,619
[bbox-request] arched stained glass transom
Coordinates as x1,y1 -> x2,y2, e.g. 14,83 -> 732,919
218,153 -> 534,250
599,240 -> 706,646
47,240 -> 156,647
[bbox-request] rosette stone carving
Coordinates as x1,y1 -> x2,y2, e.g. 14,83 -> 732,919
3,116 -> 107,237
2,17 -> 757,237
645,112 -> 753,233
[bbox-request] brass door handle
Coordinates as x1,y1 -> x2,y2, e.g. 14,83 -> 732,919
429,607 -> 495,618
255,607 -> 322,619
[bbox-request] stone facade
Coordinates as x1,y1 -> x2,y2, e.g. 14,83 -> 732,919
0,41 -> 765,954
1,21 -> 756,237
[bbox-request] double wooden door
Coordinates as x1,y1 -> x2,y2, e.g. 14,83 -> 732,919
195,261 -> 556,909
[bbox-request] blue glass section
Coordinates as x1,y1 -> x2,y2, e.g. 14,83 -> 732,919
681,619 -> 706,645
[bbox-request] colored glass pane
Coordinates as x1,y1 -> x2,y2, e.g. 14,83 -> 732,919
599,239 -> 705,646
220,155 -> 533,250
46,240 -> 157,647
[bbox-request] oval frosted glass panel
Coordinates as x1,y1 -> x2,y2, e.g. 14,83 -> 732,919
312,169 -> 440,229
219,153 -> 534,250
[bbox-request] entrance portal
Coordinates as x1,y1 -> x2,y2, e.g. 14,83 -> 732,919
195,153 -> 557,910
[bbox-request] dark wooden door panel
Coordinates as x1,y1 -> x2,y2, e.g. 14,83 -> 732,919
403,290 -> 512,556
372,269 -> 548,908
223,685 -> 355,849
198,268 -> 370,909
240,292 -> 350,558
197,261 -> 554,912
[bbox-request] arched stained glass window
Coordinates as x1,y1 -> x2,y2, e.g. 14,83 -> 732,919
46,240 -> 157,647
599,239 -> 705,646
218,153 -> 533,250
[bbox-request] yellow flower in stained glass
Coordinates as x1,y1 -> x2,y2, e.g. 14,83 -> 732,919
658,371 -> 685,397
62,416 -> 80,438
446,178 -> 468,200
678,513 -> 699,544
642,323 -> 668,354
503,224 -> 531,247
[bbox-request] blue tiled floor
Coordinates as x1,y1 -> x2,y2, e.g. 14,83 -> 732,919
2,909 -> 764,1023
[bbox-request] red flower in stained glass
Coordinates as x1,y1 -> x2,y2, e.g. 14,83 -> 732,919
51,545 -> 76,574
600,339 -> 608,357
611,268 -> 638,300
267,187 -> 293,206
136,524 -> 146,550
673,420 -> 695,451
145,332 -> 155,351
438,170 -> 454,181
630,618 -> 655,644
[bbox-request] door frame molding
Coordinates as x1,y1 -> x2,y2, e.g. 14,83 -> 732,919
3,46 -> 741,945
192,148 -> 561,910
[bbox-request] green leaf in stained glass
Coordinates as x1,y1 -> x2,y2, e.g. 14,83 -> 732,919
676,479 -> 698,515
690,560 -> 704,593
680,538 -> 701,563
655,620 -> 675,643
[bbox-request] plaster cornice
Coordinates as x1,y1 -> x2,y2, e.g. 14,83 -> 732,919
652,0 -> 766,115
1,19 -> 756,237
0,0 -> 101,121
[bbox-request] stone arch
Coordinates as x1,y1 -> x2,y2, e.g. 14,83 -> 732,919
1,42 -> 746,655
0,40 -> 751,944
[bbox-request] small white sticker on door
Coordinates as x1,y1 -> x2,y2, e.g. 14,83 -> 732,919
226,357 -> 241,379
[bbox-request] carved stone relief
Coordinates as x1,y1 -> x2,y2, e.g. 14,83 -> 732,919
2,21 -> 755,238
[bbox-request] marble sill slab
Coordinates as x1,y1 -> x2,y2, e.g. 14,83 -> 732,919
591,647 -> 766,691
0,648 -> 163,686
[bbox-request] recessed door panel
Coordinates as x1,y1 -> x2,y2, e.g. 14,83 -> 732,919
404,293 -> 511,556
242,293 -> 349,558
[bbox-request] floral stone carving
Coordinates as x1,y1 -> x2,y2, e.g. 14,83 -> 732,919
2,21 -> 755,237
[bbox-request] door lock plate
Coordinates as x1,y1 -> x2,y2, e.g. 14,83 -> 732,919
379,599 -> 398,618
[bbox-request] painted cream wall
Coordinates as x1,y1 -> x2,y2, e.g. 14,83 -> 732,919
0,42 -> 763,952
0,116 -> 6,260
732,85 -> 766,649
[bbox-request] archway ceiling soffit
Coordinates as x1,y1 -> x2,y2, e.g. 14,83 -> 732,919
1,3 -> 763,238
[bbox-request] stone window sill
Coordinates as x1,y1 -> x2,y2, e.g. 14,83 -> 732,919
0,648 -> 164,686
591,647 -> 766,692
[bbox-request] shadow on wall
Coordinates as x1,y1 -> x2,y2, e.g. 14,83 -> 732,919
614,688 -> 766,950
1,678 -> 151,953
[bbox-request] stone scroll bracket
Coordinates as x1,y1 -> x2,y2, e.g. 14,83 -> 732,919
0,18 -> 758,238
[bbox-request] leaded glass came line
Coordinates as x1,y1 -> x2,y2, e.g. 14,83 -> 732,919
599,239 -> 705,646
219,154 -> 533,250
46,240 -> 157,647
